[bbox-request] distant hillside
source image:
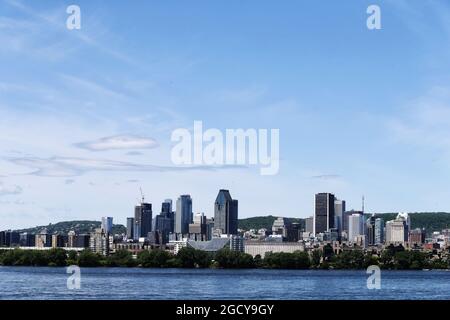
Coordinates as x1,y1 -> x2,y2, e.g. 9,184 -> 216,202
238,215 -> 304,231
373,212 -> 450,235
11,212 -> 450,236
16,220 -> 126,235
239,212 -> 450,235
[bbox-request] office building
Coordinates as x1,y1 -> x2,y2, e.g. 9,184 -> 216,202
35,229 -> 52,248
0,231 -> 5,247
20,232 -> 35,247
314,193 -> 335,234
374,218 -> 384,245
214,189 -> 238,235
135,202 -> 152,238
126,217 -> 135,240
342,210 -> 363,237
90,228 -> 110,256
409,228 -> 426,245
153,203 -> 175,244
305,216 -> 314,234
334,199 -> 346,235
206,218 -> 214,241
287,222 -> 301,242
161,199 -> 175,233
386,220 -> 406,245
74,234 -> 90,248
348,213 -> 364,243
4,231 -> 20,247
101,217 -> 113,234
52,234 -> 66,248
366,215 -> 376,246
397,212 -> 411,241
175,195 -> 193,235
230,235 -> 245,252
272,217 -> 291,238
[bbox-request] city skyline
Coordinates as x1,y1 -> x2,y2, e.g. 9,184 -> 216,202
3,0 -> 450,230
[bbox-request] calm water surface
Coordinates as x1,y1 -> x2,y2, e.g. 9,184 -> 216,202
0,267 -> 449,300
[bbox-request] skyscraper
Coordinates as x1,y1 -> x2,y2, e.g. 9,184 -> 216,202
152,200 -> 175,244
366,215 -> 376,246
175,195 -> 193,235
214,189 -> 238,236
161,199 -> 175,233
334,199 -> 346,235
348,213 -> 364,243
374,218 -> 384,245
90,228 -> 109,256
385,213 -> 410,244
135,202 -> 152,238
305,216 -> 314,234
101,217 -> 113,234
126,217 -> 135,240
314,193 -> 335,235
385,220 -> 406,244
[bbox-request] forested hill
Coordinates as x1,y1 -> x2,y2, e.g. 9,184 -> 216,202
238,213 -> 450,234
15,221 -> 126,235
11,212 -> 450,236
372,212 -> 450,233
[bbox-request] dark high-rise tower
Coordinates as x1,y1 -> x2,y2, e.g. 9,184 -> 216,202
175,195 -> 193,235
366,214 -> 377,246
126,217 -> 134,239
214,189 -> 238,235
135,202 -> 152,238
314,193 -> 335,234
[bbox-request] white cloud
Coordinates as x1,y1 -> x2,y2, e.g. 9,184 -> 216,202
0,182 -> 23,196
388,86 -> 450,150
9,156 -> 243,177
75,135 -> 159,151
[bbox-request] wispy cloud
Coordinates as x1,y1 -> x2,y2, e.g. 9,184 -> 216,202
9,156 -> 245,177
310,174 -> 341,180
0,182 -> 23,196
65,179 -> 75,185
388,86 -> 450,150
126,151 -> 144,156
75,135 -> 159,152
2,0 -> 137,65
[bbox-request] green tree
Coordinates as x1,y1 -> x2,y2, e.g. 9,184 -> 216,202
311,249 -> 322,268
77,250 -> 102,267
47,248 -> 68,266
215,249 -> 254,268
138,250 -> 173,268
106,250 -> 136,267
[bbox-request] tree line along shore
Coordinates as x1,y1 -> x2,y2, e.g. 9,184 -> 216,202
0,245 -> 449,270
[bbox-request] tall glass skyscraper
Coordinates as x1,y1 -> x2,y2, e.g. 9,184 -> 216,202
135,202 -> 152,238
214,189 -> 238,235
374,218 -> 384,245
175,195 -> 193,235
334,199 -> 346,236
314,193 -> 335,234
126,217 -> 134,239
101,217 -> 113,234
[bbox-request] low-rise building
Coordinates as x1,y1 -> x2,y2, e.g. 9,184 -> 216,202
244,241 -> 305,258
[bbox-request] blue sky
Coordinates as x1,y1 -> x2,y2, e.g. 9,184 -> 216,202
1,0 -> 450,229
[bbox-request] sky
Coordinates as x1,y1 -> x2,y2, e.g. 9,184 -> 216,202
1,0 -> 450,230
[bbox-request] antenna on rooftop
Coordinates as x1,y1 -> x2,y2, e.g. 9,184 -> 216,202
139,187 -> 145,203
362,195 -> 365,213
